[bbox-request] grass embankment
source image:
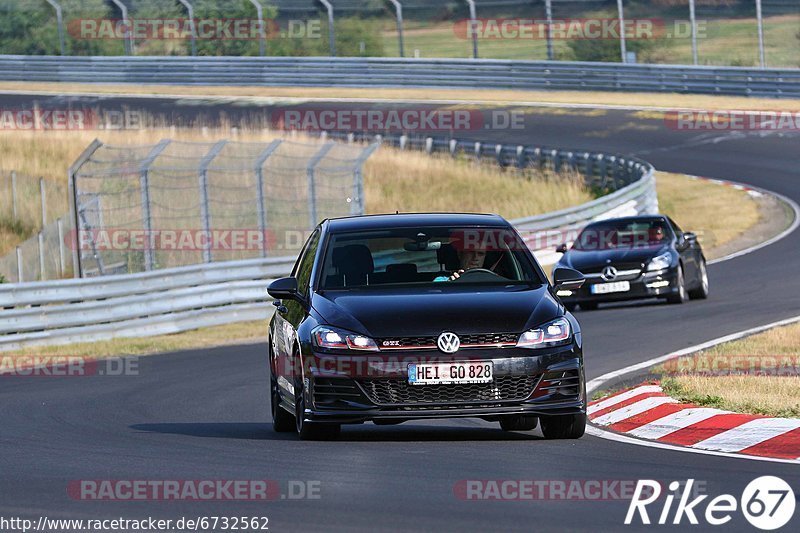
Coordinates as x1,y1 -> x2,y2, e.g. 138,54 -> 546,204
659,322 -> 800,418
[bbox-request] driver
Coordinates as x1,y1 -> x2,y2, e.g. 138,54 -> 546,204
433,248 -> 487,282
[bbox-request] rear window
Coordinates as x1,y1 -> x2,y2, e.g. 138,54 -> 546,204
319,226 -> 543,289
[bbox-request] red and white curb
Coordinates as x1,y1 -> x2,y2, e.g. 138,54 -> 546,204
589,383 -> 800,462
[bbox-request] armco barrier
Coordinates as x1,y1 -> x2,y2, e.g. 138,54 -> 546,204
0,56 -> 798,98
0,135 -> 656,352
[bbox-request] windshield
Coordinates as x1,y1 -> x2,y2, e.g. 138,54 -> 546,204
572,220 -> 673,251
319,226 -> 543,289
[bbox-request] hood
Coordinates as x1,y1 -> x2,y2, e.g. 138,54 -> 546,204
311,284 -> 560,337
561,245 -> 669,271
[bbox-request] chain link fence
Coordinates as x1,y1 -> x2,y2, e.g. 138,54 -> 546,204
67,137 -> 378,278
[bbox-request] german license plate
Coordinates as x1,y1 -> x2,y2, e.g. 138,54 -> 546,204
408,361 -> 493,385
591,281 -> 630,294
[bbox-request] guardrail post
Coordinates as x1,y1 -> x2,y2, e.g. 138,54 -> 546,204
544,0 -> 554,61
177,0 -> 197,56
139,140 -> 171,271
44,0 -> 66,55
198,140 -> 228,263
425,137 -> 433,154
319,0 -> 336,56
57,217 -> 65,277
254,139 -> 282,257
11,171 -> 17,220
306,142 -> 335,229
351,142 -> 380,216
465,0 -> 478,59
755,0 -> 766,68
110,0 -> 134,55
450,139 -> 458,157
616,0 -> 627,63
39,177 -> 47,227
473,142 -> 481,160
38,231 -> 45,280
388,0 -> 405,57
16,246 -> 22,283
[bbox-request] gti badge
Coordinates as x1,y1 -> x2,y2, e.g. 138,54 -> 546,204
601,266 -> 618,281
437,332 -> 460,354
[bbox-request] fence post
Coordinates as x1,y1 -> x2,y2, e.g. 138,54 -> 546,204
16,246 -> 22,283
306,143 -> 335,229
11,171 -> 17,220
68,139 -> 104,278
755,0 -> 766,68
39,177 -> 46,227
139,140 -> 171,271
465,0 -> 478,59
198,140 -> 228,263
388,0 -> 405,57
177,0 -> 198,56
544,0 -> 554,61
616,0 -> 627,63
44,0 -> 66,55
57,217 -> 65,277
319,0 -> 336,56
38,231 -> 45,280
254,139 -> 283,257
109,0 -> 134,55
351,142 -> 380,216
247,0 -> 266,56
689,0 -> 698,65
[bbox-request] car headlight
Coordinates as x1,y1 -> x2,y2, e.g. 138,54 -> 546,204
517,317 -> 571,348
312,326 -> 379,351
647,252 -> 672,272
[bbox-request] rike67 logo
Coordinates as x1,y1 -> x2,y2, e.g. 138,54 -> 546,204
626,477 -> 795,530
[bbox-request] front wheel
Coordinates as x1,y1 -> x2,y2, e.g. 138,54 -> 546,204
666,265 -> 687,304
295,379 -> 340,441
540,413 -> 586,439
688,260 -> 709,300
270,368 -> 294,433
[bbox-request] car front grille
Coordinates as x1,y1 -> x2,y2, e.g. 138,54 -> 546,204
313,377 -> 368,407
579,262 -> 643,275
357,375 -> 538,406
377,332 -> 518,350
532,369 -> 582,399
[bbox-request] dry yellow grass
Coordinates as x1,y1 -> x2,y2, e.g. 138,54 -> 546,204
0,126 -> 592,256
4,320 -> 268,360
656,171 -> 760,255
3,81 -> 798,112
660,322 -> 800,418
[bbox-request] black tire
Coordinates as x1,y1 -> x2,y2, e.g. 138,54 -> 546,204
579,301 -> 598,311
295,379 -> 341,441
666,265 -> 687,304
499,415 -> 538,431
540,413 -> 586,439
688,260 -> 709,300
270,365 -> 294,433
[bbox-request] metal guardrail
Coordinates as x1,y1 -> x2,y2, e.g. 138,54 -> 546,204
0,56 -> 798,98
0,135 -> 656,352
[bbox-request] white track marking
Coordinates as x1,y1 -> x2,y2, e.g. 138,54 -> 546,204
627,408 -> 728,440
591,397 -> 678,426
691,418 -> 800,453
588,385 -> 662,415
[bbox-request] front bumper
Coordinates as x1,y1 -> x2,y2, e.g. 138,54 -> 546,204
558,267 -> 679,304
300,344 -> 585,424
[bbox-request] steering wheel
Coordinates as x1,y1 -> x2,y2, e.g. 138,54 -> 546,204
451,268 -> 504,282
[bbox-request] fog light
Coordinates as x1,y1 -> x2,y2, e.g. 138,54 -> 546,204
646,280 -> 670,288
556,290 -> 573,297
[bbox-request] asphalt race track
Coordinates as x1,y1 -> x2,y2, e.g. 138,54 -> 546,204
1,94 -> 799,531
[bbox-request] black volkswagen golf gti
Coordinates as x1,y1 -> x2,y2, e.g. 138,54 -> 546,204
267,213 -> 587,440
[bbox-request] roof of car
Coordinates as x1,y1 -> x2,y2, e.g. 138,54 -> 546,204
584,215 -> 668,227
324,213 -> 509,232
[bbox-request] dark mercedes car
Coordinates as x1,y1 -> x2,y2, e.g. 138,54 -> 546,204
553,215 -> 709,310
267,213 -> 587,440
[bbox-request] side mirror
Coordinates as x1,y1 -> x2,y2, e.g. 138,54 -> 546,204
555,243 -> 568,254
553,267 -> 585,291
267,277 -> 299,300
683,232 -> 697,242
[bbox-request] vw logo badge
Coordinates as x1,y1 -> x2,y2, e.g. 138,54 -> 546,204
601,266 -> 618,281
437,332 -> 460,354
